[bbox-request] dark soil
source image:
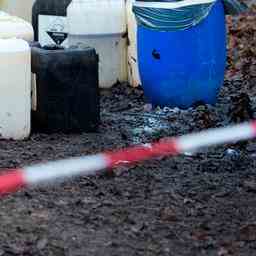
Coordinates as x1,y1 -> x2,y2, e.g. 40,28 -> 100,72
0,4 -> 256,256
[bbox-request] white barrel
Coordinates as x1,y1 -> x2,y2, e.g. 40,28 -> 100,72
67,0 -> 127,88
0,0 -> 35,22
0,39 -> 31,140
127,0 -> 141,87
0,11 -> 34,41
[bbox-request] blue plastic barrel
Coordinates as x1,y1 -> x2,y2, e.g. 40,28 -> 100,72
137,0 -> 226,108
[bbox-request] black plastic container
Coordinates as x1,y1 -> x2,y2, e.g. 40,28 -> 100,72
32,0 -> 72,45
31,44 -> 100,133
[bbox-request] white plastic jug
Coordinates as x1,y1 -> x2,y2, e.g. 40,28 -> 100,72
67,0 -> 127,88
0,0 -> 35,22
0,11 -> 34,41
127,0 -> 141,87
0,39 -> 31,140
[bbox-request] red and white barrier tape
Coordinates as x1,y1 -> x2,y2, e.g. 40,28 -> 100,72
0,121 -> 256,196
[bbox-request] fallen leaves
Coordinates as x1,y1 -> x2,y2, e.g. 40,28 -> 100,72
239,223 -> 256,241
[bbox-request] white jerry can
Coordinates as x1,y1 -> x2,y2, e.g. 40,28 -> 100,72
0,0 -> 35,22
0,12 -> 34,116
126,0 -> 141,87
0,39 -> 31,140
0,11 -> 34,41
67,0 -> 128,89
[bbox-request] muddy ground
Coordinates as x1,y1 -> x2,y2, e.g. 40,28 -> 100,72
0,4 -> 256,256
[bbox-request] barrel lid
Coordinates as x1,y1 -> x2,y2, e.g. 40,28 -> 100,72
133,0 -> 216,9
0,38 -> 30,52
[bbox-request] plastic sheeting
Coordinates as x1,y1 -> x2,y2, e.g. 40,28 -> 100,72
133,0 -> 247,31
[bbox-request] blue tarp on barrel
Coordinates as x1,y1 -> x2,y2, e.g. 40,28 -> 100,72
133,0 -> 247,108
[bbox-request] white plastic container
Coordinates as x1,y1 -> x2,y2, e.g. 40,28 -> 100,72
127,0 -> 141,87
0,39 -> 31,140
0,0 -> 35,22
0,11 -> 34,41
67,0 -> 127,88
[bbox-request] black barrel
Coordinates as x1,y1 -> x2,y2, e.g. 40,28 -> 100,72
31,45 -> 100,133
32,0 -> 72,45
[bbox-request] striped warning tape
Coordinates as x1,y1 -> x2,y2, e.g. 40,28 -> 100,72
0,121 -> 256,196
